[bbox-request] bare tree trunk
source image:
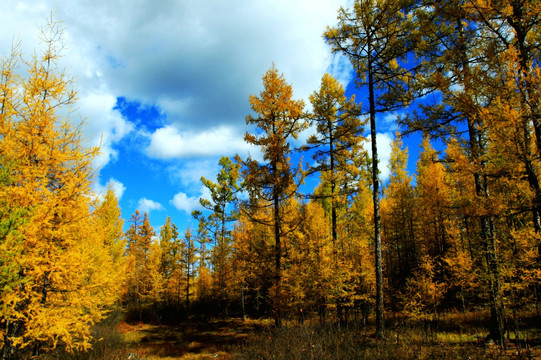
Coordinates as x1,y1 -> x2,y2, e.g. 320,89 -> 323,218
368,46 -> 384,338
273,190 -> 282,328
186,262 -> 190,314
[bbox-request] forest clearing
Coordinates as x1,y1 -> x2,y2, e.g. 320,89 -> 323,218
41,310 -> 541,359
2,0 -> 541,359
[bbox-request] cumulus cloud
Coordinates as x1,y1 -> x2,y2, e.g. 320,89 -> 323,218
137,198 -> 165,214
169,172 -> 213,214
170,192 -> 202,214
364,132 -> 394,182
79,93 -> 134,169
1,0 -> 357,229
167,159 -> 220,189
93,178 -> 126,201
0,4 -> 135,171
146,125 -> 259,160
1,0 -> 353,159
376,132 -> 394,182
109,179 -> 126,200
100,0 -> 351,129
380,112 -> 401,133
2,0 -> 351,129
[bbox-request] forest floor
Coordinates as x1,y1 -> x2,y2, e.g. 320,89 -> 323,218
118,318 -> 269,359
114,312 -> 541,360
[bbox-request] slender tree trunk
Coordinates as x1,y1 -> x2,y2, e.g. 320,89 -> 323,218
271,132 -> 282,328
220,213 -> 227,313
509,3 -> 541,165
534,284 -> 540,318
186,263 -> 190,314
368,48 -> 384,338
2,320 -> 13,360
454,14 -> 504,343
467,119 -> 504,344
509,4 -> 541,310
241,282 -> 246,321
274,190 -> 282,327
330,128 -> 337,250
177,272 -> 181,305
32,271 -> 50,357
467,116 -> 505,343
329,130 -> 343,324
481,213 -> 504,344
517,57 -> 541,259
460,287 -> 466,314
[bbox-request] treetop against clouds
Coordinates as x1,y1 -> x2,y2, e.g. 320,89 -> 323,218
0,0 -> 398,231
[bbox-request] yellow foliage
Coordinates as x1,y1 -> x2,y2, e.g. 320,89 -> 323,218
124,211 -> 163,306
402,256 -> 446,319
0,19 -> 124,354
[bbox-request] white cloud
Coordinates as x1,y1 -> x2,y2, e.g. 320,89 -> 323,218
1,0 -> 352,132
294,123 -> 318,148
170,192 -> 202,214
146,125 -> 259,160
1,0 -> 356,225
376,132 -> 394,182
108,179 -> 127,200
137,198 -> 164,214
93,178 -> 126,201
380,112 -> 400,133
78,92 -> 134,169
327,53 -> 354,91
168,159 -> 220,189
365,132 -> 394,182
0,4 -> 135,171
166,160 -> 236,213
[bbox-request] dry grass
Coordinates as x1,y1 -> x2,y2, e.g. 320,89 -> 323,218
231,310 -> 541,360
232,321 -> 540,360
37,310 -> 540,360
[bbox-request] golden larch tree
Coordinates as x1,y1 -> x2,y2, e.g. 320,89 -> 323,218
326,0 -> 415,336
0,18 -> 123,356
239,66 -> 306,326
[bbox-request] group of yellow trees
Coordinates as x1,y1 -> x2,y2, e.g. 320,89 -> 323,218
194,0 -> 540,344
1,0 -> 540,356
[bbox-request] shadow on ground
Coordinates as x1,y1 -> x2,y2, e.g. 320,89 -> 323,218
123,318 -> 265,359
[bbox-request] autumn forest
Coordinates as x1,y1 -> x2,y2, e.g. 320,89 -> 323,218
1,0 -> 541,359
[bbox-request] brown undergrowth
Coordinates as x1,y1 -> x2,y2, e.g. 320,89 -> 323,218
233,322 -> 540,360
44,310 -> 540,359
233,311 -> 541,360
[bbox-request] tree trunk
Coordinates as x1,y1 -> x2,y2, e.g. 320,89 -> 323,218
2,320 -> 13,360
33,271 -> 50,356
468,119 -> 504,344
186,263 -> 190,314
241,282 -> 246,321
273,190 -> 282,328
456,13 -> 504,343
368,46 -> 384,338
330,131 -> 343,324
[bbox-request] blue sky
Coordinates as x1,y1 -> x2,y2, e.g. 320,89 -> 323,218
1,0 -> 420,234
